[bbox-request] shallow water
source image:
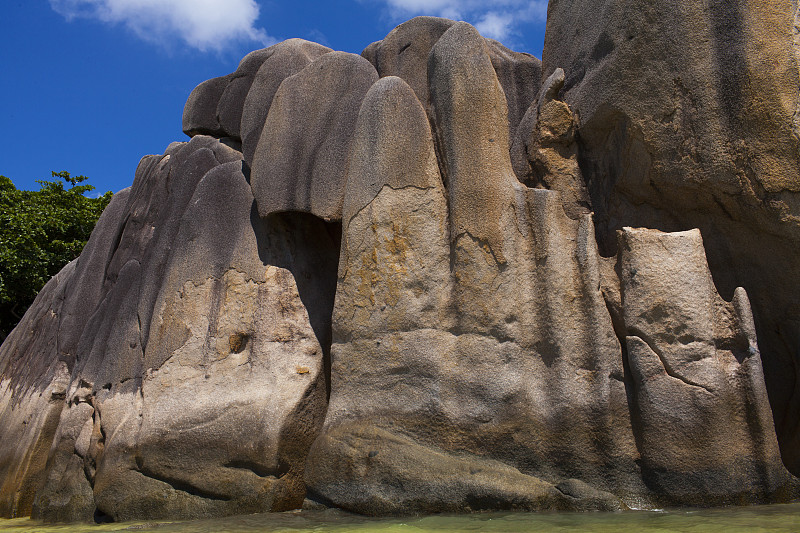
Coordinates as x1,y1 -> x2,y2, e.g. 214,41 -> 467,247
2,503 -> 799,533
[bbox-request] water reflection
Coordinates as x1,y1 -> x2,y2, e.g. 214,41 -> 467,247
2,503 -> 799,533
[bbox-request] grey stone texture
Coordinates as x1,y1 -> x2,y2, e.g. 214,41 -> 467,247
362,16 -> 541,137
182,40 -> 332,149
1,137 -> 339,521
2,6 -> 800,523
240,39 -> 332,164
543,0 -> 800,476
250,51 -> 378,221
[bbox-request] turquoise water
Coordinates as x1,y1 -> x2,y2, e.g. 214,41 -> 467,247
2,504 -> 799,533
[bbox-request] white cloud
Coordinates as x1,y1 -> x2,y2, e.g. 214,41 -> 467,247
377,0 -> 547,42
50,0 -> 274,52
474,12 -> 515,41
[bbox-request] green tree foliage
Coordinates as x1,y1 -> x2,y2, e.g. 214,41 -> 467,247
0,172 -> 112,341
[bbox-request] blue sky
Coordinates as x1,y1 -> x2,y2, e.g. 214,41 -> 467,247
1,1 -> 547,195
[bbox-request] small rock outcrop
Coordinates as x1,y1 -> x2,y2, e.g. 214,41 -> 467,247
2,8 -> 800,523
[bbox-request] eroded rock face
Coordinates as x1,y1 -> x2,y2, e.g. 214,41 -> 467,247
240,39 -> 332,164
305,23 -> 793,512
1,10 -> 799,523
543,0 -> 800,475
361,16 -> 541,136
0,137 -> 339,521
250,51 -> 379,221
619,228 -> 788,505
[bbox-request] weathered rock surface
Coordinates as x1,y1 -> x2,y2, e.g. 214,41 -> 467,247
183,40 -> 332,148
1,137 -> 339,521
619,228 -> 789,504
305,24 -> 793,511
543,0 -> 800,475
511,68 -> 591,220
361,16 -> 542,136
183,50 -> 270,140
250,51 -> 378,221
2,8 -> 800,523
239,39 -> 332,164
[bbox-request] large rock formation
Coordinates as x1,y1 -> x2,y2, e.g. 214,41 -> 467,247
1,137 -> 340,521
1,9 -> 799,523
542,0 -> 800,476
